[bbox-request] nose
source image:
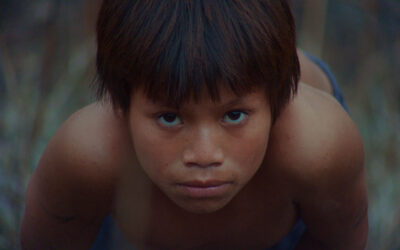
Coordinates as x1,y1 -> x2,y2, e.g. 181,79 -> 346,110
182,126 -> 224,168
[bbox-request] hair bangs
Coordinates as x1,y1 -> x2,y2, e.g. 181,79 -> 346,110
96,0 -> 299,119
122,0 -> 276,106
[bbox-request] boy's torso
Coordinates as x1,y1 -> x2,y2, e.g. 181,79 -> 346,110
62,82 -> 346,248
111,136 -> 299,248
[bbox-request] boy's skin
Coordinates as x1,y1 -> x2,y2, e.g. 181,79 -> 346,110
21,51 -> 368,249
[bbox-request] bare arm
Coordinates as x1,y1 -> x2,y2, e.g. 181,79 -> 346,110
296,170 -> 368,249
21,105 -> 120,249
294,101 -> 368,249
21,171 -> 105,249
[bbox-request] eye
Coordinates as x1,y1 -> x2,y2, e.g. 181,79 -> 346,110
222,111 -> 248,124
158,113 -> 182,127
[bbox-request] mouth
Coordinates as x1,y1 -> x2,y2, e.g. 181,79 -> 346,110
176,180 -> 233,198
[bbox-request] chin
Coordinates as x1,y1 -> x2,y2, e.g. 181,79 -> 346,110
173,197 -> 233,214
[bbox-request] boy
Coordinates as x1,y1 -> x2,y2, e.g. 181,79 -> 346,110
21,0 -> 368,249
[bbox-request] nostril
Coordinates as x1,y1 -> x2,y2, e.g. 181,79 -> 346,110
182,149 -> 224,168
182,129 -> 224,168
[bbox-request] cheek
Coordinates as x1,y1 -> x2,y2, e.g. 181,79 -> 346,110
128,119 -> 179,180
238,133 -> 269,166
229,120 -> 271,176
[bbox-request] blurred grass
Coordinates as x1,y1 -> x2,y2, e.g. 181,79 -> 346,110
293,0 -> 400,249
0,0 -> 399,249
0,1 -> 99,248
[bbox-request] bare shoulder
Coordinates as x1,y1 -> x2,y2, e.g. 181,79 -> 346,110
33,101 -> 131,214
21,102 -> 132,248
52,102 -> 131,175
268,83 -> 368,248
269,83 -> 364,185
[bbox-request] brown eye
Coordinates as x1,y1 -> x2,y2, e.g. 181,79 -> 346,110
223,111 -> 247,124
163,114 -> 177,122
158,113 -> 182,126
227,112 -> 241,120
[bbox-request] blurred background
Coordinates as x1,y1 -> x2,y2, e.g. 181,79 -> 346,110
0,0 -> 399,249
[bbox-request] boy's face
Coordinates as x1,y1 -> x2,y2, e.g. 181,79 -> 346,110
128,86 -> 272,214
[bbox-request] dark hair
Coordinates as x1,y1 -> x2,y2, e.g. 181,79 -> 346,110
95,0 -> 299,120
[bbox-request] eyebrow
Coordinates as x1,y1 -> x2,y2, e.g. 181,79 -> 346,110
218,96 -> 247,109
146,97 -> 180,109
